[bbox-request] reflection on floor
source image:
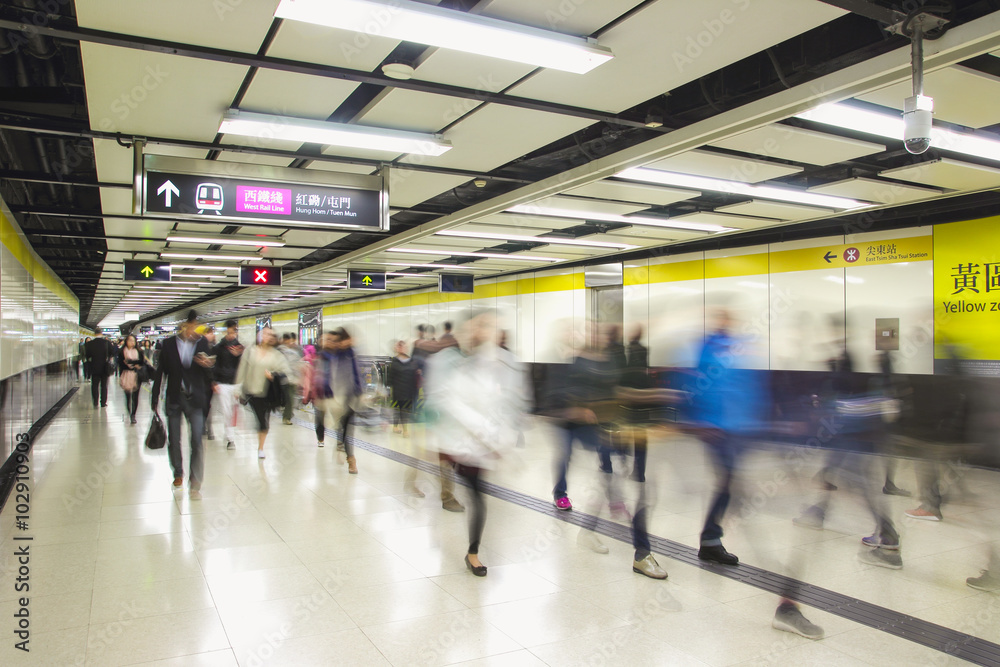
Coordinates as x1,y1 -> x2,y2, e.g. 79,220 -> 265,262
0,383 -> 996,666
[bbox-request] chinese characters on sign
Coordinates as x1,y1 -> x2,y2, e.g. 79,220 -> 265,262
950,263 -> 1000,294
236,186 -> 291,215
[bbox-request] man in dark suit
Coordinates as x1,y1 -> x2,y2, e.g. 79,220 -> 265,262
85,331 -> 114,407
151,311 -> 214,498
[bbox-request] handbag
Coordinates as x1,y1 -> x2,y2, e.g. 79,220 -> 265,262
145,412 -> 166,450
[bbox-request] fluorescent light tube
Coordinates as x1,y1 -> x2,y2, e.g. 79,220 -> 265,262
167,234 -> 286,247
169,265 -> 242,271
220,109 -> 451,156
797,102 -> 1000,163
615,168 -> 868,210
384,262 -> 494,270
435,229 -> 637,249
160,252 -> 260,261
275,0 -> 613,74
387,248 -> 562,262
505,204 -> 734,233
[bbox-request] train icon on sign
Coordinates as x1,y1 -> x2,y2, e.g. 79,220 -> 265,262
196,183 -> 224,214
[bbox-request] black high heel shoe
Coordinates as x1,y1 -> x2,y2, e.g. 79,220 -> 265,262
465,554 -> 487,577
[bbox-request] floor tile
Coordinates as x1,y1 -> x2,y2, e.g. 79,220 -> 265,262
475,591 -> 630,648
362,609 -> 521,666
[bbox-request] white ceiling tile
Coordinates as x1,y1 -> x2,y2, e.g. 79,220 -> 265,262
808,177 -> 942,204
880,158 -> 1000,191
81,44 -> 248,140
104,217 -> 173,239
389,170 -> 470,208
614,226 -> 703,241
401,104 -> 592,172
99,188 -> 133,216
669,211 -> 778,230
282,230 -> 348,247
644,149 -> 803,183
459,220 -> 556,235
709,124 -> 885,166
238,69 -> 359,119
484,0 -> 645,35
219,134 -> 303,153
565,180 -> 697,206
266,20 -> 400,73
856,65 -> 1000,129
305,160 -> 377,175
320,144 -> 404,162
76,0 -> 279,52
590,234 -> 664,248
215,151 -> 295,167
360,88 -> 480,134
716,200 -> 833,221
526,195 -> 649,216
410,49 -> 535,93
92,139 -> 206,183
507,0 -> 844,113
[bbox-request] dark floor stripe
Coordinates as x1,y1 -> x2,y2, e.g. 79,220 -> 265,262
300,418 -> 1000,666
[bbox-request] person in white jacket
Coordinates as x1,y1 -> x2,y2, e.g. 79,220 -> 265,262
425,309 -> 529,577
235,328 -> 290,459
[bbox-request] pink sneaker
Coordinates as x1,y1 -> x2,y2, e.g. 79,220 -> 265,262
610,501 -> 631,522
554,497 -> 573,511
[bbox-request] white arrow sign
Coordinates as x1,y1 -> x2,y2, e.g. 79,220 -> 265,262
156,179 -> 180,207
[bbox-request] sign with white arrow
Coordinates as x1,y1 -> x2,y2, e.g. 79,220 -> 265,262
156,179 -> 179,207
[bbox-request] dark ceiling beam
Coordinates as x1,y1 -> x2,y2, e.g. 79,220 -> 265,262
0,15 -> 655,131
22,229 -> 346,251
0,113 -> 534,185
0,169 -> 130,189
817,0 -> 904,25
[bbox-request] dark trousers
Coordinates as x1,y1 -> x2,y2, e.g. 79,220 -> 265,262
91,373 -> 108,406
124,389 -> 140,419
314,404 -> 326,442
455,462 -> 486,554
337,407 -> 355,457
166,393 -> 205,487
701,434 -> 741,547
553,423 -> 600,500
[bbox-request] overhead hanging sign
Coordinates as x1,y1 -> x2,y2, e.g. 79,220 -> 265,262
239,265 -> 282,287
136,155 -> 389,232
348,270 -> 385,290
124,259 -> 171,282
438,273 -> 475,294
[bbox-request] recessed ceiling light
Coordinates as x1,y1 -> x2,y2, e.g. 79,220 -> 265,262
387,248 -> 562,262
506,204 -> 733,233
167,233 -> 286,247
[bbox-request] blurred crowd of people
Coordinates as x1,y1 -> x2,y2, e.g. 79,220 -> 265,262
89,304 -> 999,640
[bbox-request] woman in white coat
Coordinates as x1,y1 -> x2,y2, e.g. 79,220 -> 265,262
235,328 -> 290,459
425,309 -> 529,577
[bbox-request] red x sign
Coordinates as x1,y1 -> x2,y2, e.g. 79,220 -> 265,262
255,269 -> 268,283
239,266 -> 282,286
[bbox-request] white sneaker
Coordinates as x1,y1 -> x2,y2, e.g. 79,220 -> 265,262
577,530 -> 609,554
317,441 -> 324,448
258,450 -> 266,459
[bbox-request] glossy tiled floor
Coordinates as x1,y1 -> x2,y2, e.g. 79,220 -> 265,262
1,382 -> 997,666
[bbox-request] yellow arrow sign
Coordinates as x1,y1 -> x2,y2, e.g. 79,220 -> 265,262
362,275 -> 372,285
140,266 -> 155,277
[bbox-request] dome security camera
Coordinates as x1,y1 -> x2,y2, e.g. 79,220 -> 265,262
903,95 -> 934,155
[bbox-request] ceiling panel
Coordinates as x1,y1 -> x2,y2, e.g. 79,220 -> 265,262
508,0 -> 844,113
668,211 -> 778,229
856,65 -> 1000,129
526,196 -> 649,216
104,217 -> 173,239
565,180 -> 697,206
76,0 -> 279,52
282,230 -> 349,247
710,124 -> 885,166
516,245 -> 606,258
266,19 -> 400,72
410,49 -> 534,93
401,104 -> 592,172
614,226 -> 703,241
880,158 -> 1000,191
92,139 -> 206,183
238,69 -> 359,119
589,233 -> 664,248
360,89 -> 478,134
99,187 -> 133,216
644,149 -> 803,183
80,44 -> 248,141
716,200 -> 833,221
807,177 -> 942,204
484,0 -> 645,35
388,170 -> 470,208
305,161 -> 377,175
215,151 -> 295,167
